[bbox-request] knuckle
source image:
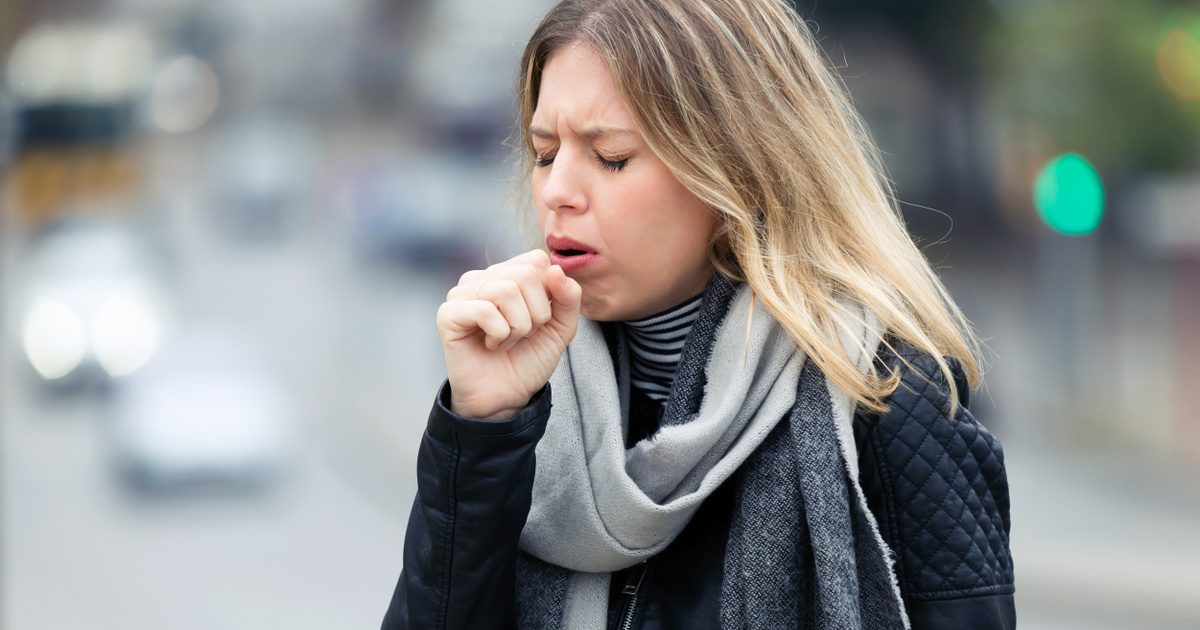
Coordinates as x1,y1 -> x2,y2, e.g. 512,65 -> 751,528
472,280 -> 497,300
514,264 -> 538,284
499,278 -> 522,297
492,309 -> 511,331
435,302 -> 452,327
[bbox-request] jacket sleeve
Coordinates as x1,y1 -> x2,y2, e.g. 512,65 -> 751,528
853,343 -> 1016,630
381,379 -> 552,630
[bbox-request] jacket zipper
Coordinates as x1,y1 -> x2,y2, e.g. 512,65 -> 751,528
618,560 -> 649,630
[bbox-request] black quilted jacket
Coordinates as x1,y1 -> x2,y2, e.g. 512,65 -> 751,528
382,338 -> 1015,629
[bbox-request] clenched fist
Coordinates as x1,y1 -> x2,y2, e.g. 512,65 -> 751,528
435,249 -> 583,420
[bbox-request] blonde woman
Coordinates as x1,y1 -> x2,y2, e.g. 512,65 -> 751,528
383,0 -> 1014,628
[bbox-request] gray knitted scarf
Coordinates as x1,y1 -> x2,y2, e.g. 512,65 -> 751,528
514,273 -> 909,629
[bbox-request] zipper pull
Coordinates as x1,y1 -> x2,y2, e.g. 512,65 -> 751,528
621,560 -> 649,596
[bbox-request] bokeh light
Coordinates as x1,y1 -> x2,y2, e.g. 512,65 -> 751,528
149,56 -> 220,133
1034,153 -> 1105,236
93,294 -> 163,377
21,298 -> 88,380
1157,27 -> 1200,101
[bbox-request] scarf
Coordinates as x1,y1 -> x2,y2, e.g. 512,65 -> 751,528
513,273 -> 909,629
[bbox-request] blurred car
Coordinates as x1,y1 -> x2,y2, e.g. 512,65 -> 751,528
10,217 -> 174,390
342,152 -> 494,276
209,118 -> 317,243
110,326 -> 290,493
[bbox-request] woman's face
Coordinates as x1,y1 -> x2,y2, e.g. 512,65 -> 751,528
531,43 -> 718,322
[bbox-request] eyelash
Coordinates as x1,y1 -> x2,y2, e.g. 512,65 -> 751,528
534,153 -> 630,173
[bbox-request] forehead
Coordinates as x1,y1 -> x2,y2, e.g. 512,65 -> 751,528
531,43 -> 635,133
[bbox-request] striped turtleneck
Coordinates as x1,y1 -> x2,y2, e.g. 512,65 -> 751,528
621,292 -> 704,403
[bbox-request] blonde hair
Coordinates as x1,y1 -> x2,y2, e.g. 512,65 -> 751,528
510,0 -> 984,416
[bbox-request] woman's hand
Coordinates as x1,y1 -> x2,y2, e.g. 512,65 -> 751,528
436,249 -> 583,420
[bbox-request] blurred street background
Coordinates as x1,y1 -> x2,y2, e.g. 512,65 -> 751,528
1,0 -> 1198,628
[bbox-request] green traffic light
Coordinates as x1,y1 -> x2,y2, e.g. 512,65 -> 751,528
1033,153 -> 1104,236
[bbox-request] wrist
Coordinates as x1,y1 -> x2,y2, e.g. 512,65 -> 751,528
445,381 -> 541,422
449,399 -> 527,422
476,407 -> 522,421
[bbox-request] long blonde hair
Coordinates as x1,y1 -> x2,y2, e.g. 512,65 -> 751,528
510,0 -> 984,416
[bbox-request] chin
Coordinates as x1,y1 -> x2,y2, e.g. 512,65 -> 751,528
579,302 -> 605,322
579,294 -> 620,323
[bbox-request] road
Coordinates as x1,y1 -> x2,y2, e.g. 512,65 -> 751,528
3,210 -> 1198,628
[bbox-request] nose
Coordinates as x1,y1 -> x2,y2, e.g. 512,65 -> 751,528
538,149 -> 588,215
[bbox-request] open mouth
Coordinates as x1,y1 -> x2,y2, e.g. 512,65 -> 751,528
548,246 -> 598,272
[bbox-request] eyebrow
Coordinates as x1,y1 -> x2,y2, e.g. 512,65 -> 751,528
528,124 -> 636,140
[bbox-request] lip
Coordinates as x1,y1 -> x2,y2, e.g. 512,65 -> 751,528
545,235 -> 598,254
545,235 -> 600,273
549,250 -> 598,273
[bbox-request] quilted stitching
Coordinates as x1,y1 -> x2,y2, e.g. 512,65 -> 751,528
869,341 -> 1014,601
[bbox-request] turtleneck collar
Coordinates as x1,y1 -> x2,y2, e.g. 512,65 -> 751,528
621,292 -> 704,403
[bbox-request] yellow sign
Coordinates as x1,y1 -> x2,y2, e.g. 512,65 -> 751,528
4,147 -> 139,227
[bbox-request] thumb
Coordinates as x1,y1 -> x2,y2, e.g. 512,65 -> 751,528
546,265 -> 582,327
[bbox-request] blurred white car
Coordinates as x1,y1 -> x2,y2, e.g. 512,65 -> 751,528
11,218 -> 173,388
110,326 -> 289,492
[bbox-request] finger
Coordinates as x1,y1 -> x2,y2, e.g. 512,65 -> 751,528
452,251 -> 547,300
485,248 -> 548,272
545,265 -> 582,326
447,269 -> 486,303
490,262 -> 553,328
437,300 -> 512,349
446,283 -> 480,302
475,278 -> 533,343
508,248 -> 552,268
457,269 -> 483,287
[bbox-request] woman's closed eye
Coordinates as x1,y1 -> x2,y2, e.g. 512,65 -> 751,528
535,152 -> 630,173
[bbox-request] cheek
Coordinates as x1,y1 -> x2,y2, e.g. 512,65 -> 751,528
531,172 -> 546,223
614,175 -> 712,248
606,208 -> 711,284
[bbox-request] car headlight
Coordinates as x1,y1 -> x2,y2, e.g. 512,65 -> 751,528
22,298 -> 87,380
92,294 -> 162,377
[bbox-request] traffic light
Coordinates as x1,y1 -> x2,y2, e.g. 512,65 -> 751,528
1033,153 -> 1104,236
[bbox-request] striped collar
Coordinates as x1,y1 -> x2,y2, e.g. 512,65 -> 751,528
621,293 -> 704,403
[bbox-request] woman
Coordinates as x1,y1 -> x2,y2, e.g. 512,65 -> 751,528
383,0 -> 1014,628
